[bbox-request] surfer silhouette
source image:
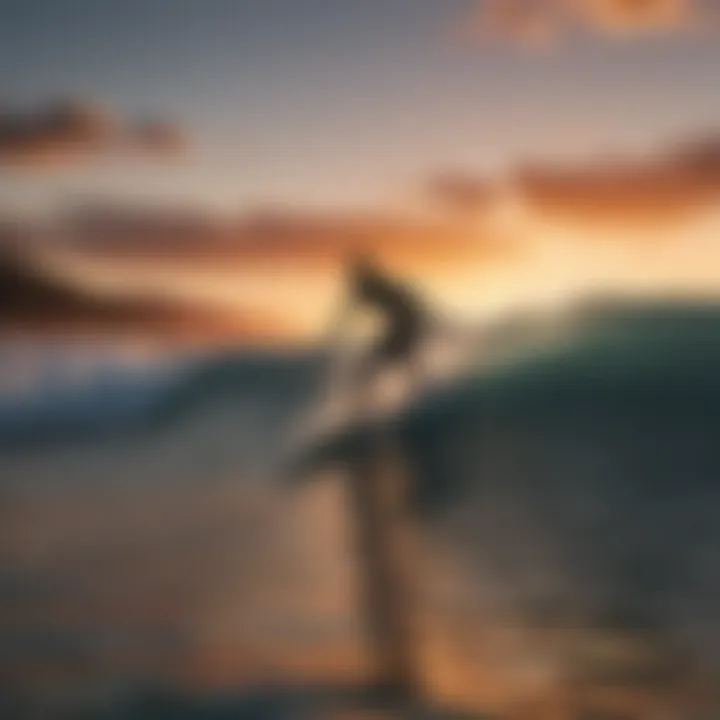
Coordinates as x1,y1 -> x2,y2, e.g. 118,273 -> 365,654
331,254 -> 429,393
324,255 -> 429,699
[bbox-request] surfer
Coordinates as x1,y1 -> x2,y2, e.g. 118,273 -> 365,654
330,254 -> 429,393
325,254 -> 429,699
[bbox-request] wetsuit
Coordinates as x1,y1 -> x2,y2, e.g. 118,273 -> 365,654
350,264 -> 427,381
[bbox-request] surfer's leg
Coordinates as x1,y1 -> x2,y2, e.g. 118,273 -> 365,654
350,344 -> 384,417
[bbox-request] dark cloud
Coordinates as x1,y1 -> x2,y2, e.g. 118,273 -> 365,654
0,230 -> 285,342
0,100 -> 188,168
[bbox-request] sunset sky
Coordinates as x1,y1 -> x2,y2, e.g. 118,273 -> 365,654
1,0 -> 719,340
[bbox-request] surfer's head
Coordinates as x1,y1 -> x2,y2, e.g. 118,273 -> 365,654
347,251 -> 379,289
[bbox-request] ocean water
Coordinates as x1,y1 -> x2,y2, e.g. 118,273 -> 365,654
1,300 -> 719,719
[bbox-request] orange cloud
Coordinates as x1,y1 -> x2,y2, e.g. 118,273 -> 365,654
467,0 -> 707,46
61,205 -> 511,275
427,131 -> 720,229
516,133 -> 720,227
0,99 -> 188,169
580,0 -> 693,32
0,205 -> 516,341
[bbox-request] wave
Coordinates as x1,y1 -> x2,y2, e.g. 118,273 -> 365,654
302,298 -> 720,703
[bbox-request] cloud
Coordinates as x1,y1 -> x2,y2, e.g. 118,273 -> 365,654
425,172 -> 500,215
515,133 -> 720,227
8,129 -> 718,343
0,206 -> 514,341
581,0 -> 693,33
426,131 -> 720,229
467,0 -> 706,46
131,118 -> 189,156
0,230 -> 287,342
0,100 -> 188,169
60,204 -> 510,274
469,0 -> 561,47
